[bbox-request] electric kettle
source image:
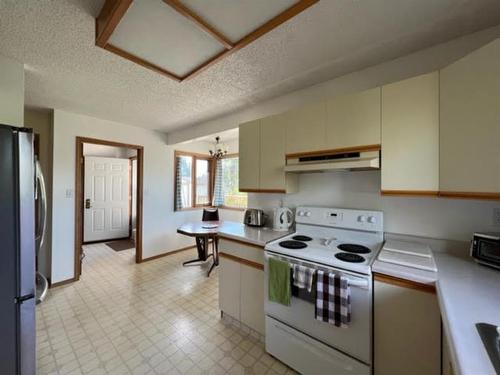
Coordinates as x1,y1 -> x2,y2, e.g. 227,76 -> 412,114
273,207 -> 294,231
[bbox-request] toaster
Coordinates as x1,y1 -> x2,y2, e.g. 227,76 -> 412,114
244,209 -> 266,227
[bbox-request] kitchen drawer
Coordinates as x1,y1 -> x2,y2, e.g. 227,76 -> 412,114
266,316 -> 370,375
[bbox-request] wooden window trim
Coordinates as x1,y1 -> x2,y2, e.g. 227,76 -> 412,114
174,150 -> 213,210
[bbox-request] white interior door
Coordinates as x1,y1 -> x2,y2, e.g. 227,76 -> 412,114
84,156 -> 130,242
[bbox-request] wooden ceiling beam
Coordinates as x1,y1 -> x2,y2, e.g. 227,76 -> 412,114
163,0 -> 234,50
182,0 -> 319,81
96,0 -> 133,47
104,44 -> 182,82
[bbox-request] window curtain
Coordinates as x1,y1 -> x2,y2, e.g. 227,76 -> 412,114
175,157 -> 183,210
212,158 -> 224,207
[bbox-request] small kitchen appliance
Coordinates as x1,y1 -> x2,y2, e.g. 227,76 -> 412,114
273,207 -> 294,231
471,232 -> 500,269
243,208 -> 266,227
264,206 -> 384,375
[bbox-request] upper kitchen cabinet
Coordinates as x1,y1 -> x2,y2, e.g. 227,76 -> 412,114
285,101 -> 326,155
239,119 -> 260,191
440,38 -> 500,199
381,72 -> 439,194
325,88 -> 381,151
239,116 -> 297,193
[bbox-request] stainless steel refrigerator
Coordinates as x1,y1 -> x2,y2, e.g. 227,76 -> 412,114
0,124 -> 36,375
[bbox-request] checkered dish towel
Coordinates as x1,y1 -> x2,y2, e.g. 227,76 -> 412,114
293,264 -> 315,292
315,270 -> 351,328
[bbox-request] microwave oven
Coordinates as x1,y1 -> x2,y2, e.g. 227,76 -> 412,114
471,232 -> 500,269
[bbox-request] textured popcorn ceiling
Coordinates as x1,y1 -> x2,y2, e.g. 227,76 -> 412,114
1,0 -> 500,132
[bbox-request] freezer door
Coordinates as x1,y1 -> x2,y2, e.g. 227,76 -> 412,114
19,297 -> 36,375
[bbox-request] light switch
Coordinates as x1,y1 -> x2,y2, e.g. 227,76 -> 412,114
65,189 -> 73,198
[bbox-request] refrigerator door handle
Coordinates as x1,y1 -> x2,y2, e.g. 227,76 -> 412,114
15,294 -> 35,304
35,159 -> 47,252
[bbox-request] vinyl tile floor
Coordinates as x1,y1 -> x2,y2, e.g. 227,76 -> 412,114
36,243 -> 297,375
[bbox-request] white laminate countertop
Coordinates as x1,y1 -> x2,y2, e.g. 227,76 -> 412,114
217,221 -> 293,247
374,252 -> 500,375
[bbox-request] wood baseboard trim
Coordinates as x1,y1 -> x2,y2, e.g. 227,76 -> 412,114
438,191 -> 500,200
50,277 -> 78,288
374,273 -> 436,294
286,144 -> 381,159
218,235 -> 265,250
219,252 -> 264,271
381,190 -> 439,197
141,245 -> 196,262
239,188 -> 286,194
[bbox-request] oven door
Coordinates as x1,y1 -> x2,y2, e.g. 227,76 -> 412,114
264,251 -> 372,365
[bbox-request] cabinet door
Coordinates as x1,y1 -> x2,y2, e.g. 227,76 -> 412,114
325,88 -> 380,150
440,38 -> 500,194
240,264 -> 265,335
374,279 -> 441,375
285,101 -> 326,155
219,257 -> 241,320
239,120 -> 260,191
381,73 -> 439,192
260,114 -> 286,191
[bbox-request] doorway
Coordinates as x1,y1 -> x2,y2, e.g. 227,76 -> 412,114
75,137 -> 144,280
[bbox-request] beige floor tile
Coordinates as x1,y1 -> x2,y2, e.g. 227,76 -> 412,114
36,244 -> 287,375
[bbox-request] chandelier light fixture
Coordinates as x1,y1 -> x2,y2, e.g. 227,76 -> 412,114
209,136 -> 228,159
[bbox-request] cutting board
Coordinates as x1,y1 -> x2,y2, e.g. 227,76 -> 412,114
378,250 -> 437,272
382,240 -> 432,258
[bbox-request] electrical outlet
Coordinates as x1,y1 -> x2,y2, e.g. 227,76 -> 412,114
493,208 -> 500,226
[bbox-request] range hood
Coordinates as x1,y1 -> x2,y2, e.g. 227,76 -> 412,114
284,150 -> 380,173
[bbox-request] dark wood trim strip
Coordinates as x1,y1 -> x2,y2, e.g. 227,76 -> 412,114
96,0 -> 133,47
286,144 -> 381,159
438,191 -> 500,201
104,44 -> 183,82
141,245 -> 196,262
381,190 -> 439,197
218,235 -> 265,250
83,236 -> 130,245
182,0 -> 319,81
76,136 -> 144,150
163,0 -> 233,49
219,252 -> 264,271
239,189 -> 286,194
374,273 -> 436,294
50,277 -> 78,288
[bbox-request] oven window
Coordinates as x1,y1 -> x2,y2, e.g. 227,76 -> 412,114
478,240 -> 500,263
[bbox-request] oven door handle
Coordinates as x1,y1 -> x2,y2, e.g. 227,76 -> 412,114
265,252 -> 370,290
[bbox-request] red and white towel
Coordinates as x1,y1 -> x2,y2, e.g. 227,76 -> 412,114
315,270 -> 351,328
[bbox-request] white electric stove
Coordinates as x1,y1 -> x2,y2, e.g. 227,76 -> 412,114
264,206 -> 384,375
265,206 -> 384,275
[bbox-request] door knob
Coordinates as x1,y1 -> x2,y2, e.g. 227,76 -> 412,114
85,199 -> 91,209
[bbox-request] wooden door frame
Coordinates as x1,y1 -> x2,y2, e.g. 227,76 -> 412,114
75,137 -> 144,280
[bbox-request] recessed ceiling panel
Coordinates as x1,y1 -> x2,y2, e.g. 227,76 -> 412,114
180,0 -> 298,43
109,0 -> 225,77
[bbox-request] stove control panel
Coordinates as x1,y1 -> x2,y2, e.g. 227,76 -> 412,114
296,206 -> 383,232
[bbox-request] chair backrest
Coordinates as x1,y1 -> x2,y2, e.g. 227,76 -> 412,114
202,208 -> 219,222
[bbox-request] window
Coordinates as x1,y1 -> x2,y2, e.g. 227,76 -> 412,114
174,152 -> 247,211
219,157 -> 247,209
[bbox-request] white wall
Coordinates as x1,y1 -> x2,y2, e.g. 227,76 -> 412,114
51,109 -> 242,283
0,54 -> 24,126
167,25 -> 500,143
248,171 -> 500,242
25,108 -> 53,278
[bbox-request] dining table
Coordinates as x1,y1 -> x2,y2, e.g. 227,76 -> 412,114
177,220 -> 222,277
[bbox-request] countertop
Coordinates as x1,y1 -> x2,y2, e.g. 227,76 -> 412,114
217,221 -> 293,247
374,252 -> 500,375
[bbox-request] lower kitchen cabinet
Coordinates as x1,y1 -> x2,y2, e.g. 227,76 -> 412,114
374,274 -> 441,375
218,238 -> 265,335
